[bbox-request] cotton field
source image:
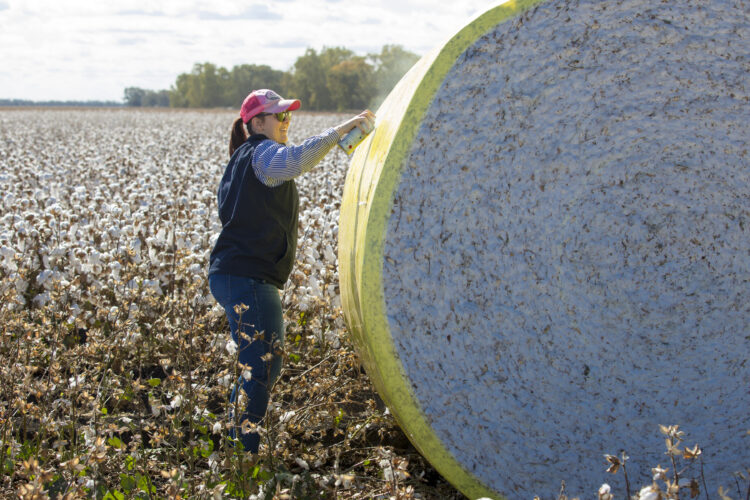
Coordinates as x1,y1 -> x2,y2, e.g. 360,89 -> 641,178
0,108 -> 345,328
0,108 -> 461,499
1,109 -> 739,499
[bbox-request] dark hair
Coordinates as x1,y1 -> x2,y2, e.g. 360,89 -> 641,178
229,117 -> 247,157
228,115 -> 266,157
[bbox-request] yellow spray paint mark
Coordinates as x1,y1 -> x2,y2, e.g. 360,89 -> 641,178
338,1 -> 544,498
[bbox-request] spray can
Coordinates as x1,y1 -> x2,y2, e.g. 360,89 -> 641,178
337,123 -> 375,155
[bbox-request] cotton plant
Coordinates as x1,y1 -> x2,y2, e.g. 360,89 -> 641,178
0,109 -> 524,499
600,425 -> 735,500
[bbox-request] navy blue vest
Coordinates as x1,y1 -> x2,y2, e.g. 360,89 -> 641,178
209,135 -> 299,288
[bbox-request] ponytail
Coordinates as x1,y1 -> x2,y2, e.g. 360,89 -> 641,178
229,117 -> 248,157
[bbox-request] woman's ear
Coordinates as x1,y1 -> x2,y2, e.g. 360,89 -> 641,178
250,116 -> 264,135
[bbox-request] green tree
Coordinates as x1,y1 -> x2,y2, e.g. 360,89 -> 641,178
124,87 -> 170,107
142,90 -> 170,107
123,87 -> 145,107
170,69 -> 202,108
327,57 -> 375,111
224,64 -> 286,106
287,48 -> 326,110
169,62 -> 226,108
161,44 -> 421,110
318,47 -> 357,109
198,62 -> 223,107
288,47 -> 356,110
169,73 -> 191,107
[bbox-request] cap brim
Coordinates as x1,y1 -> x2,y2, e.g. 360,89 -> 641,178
266,98 -> 301,113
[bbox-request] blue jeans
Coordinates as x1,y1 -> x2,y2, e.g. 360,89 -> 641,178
209,274 -> 285,453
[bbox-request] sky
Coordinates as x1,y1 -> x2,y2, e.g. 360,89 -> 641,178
0,0 -> 505,102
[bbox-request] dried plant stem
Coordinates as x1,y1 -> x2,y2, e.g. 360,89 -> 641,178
144,467 -> 156,500
182,307 -> 198,498
733,473 -> 746,500
264,356 -> 277,472
671,452 -> 680,492
622,461 -> 631,500
169,216 -> 177,300
699,455 -> 709,500
230,310 -> 252,497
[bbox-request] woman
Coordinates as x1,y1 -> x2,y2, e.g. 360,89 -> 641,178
208,88 -> 375,455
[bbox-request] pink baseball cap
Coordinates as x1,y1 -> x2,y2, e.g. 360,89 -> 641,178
240,89 -> 301,123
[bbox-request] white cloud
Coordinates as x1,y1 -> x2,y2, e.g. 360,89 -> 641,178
0,0 -> 505,101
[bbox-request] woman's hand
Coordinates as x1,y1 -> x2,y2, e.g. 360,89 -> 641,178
334,110 -> 376,138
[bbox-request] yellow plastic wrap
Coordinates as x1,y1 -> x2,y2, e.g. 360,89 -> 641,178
338,2 -> 540,498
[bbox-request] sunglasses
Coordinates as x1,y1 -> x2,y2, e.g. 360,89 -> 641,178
259,111 -> 291,122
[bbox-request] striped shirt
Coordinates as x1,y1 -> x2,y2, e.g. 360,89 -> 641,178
252,128 -> 341,187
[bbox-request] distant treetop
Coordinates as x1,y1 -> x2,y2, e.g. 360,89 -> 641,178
123,45 -> 420,110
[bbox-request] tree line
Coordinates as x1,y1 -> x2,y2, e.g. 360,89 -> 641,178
123,45 -> 419,111
0,98 -> 123,107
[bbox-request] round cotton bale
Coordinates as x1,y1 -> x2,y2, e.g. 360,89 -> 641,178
338,0 -> 750,498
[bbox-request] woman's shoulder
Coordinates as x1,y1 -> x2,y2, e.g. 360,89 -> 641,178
229,135 -> 272,162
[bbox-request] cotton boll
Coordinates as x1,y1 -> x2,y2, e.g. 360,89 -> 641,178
307,278 -> 324,299
33,291 -> 51,307
87,251 -> 101,267
209,303 -> 224,319
309,207 -> 323,222
109,261 -> 122,280
68,374 -> 86,389
331,294 -> 342,311
69,303 -> 82,318
279,410 -> 295,423
191,293 -> 206,306
637,485 -> 660,500
323,245 -> 336,264
291,269 -> 305,282
225,339 -> 238,356
143,279 -> 163,295
1,245 -> 17,271
155,227 -> 167,244
12,273 -> 28,294
12,293 -> 26,309
48,247 -> 66,266
326,330 -> 340,349
36,269 -> 56,289
148,245 -> 160,265
297,295 -> 310,312
170,394 -> 183,409
598,484 -> 612,500
218,373 -> 232,388
107,306 -> 119,321
304,246 -> 319,264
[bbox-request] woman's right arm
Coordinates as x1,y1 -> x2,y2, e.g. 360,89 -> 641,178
252,110 -> 376,187
252,129 -> 340,186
